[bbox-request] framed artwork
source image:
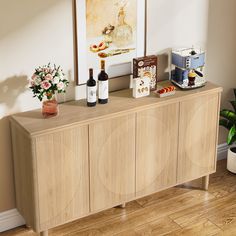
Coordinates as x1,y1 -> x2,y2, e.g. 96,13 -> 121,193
75,0 -> 146,85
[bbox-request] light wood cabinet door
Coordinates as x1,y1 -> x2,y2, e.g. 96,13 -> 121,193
136,103 -> 179,197
89,114 -> 136,212
35,125 -> 89,231
177,93 -> 219,183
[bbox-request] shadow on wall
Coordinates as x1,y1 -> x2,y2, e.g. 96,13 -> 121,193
207,0 -> 236,106
0,0 -> 61,40
207,0 -> 236,144
57,69 -> 76,103
65,69 -> 76,101
157,48 -> 172,81
0,72 -> 75,111
0,76 -> 28,110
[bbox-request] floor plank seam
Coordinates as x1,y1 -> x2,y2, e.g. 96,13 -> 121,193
206,217 -> 224,232
134,200 -> 145,209
170,218 -> 185,229
60,207 -> 144,236
166,215 -> 183,230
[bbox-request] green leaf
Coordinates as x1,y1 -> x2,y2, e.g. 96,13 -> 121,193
230,101 -> 236,112
219,119 -> 233,130
220,110 -> 236,124
227,125 -> 236,145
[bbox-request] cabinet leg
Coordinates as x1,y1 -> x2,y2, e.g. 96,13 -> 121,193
40,230 -> 48,236
202,175 -> 209,190
120,203 -> 126,208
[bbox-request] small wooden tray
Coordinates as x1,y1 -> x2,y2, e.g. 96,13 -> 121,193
156,90 -> 176,98
154,85 -> 176,98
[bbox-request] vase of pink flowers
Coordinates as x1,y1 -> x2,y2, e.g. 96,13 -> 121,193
29,63 -> 69,118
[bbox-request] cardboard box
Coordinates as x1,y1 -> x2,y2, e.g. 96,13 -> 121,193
133,77 -> 150,98
133,55 -> 158,90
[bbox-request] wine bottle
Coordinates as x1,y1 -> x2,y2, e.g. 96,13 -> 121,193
86,68 -> 97,107
98,60 -> 109,104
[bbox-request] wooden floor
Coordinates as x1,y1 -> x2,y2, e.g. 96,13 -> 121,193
2,160 -> 236,236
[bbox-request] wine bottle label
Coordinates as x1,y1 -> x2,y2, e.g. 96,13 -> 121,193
87,86 -> 97,103
98,80 -> 108,99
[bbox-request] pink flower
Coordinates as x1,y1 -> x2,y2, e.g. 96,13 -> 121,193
45,74 -> 53,81
44,68 -> 49,74
31,74 -> 37,80
57,82 -> 64,90
30,80 -> 35,87
41,81 -> 51,90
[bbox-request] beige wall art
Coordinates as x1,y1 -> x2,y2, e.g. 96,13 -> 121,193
76,0 -> 146,84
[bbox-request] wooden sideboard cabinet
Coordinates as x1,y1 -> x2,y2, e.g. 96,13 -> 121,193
89,114 -> 136,212
177,93 -> 220,184
11,123 -> 90,233
136,103 -> 179,197
10,82 -> 222,236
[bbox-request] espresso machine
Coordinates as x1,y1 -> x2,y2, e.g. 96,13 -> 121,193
171,47 -> 206,89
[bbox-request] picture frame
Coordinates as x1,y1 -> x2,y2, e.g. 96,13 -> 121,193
75,0 -> 146,85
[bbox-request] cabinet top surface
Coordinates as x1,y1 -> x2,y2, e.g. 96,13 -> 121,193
11,81 -> 222,136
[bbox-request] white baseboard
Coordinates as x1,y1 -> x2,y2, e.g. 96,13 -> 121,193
0,209 -> 25,233
0,144 -> 228,233
217,143 -> 228,160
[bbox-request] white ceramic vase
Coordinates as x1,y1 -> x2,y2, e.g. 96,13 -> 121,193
227,147 -> 236,174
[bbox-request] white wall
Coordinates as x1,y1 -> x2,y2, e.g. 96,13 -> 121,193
147,0 -> 209,80
206,0 -> 236,144
0,0 -> 211,213
0,0 -> 75,119
147,0 -> 209,52
0,0 -> 75,212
